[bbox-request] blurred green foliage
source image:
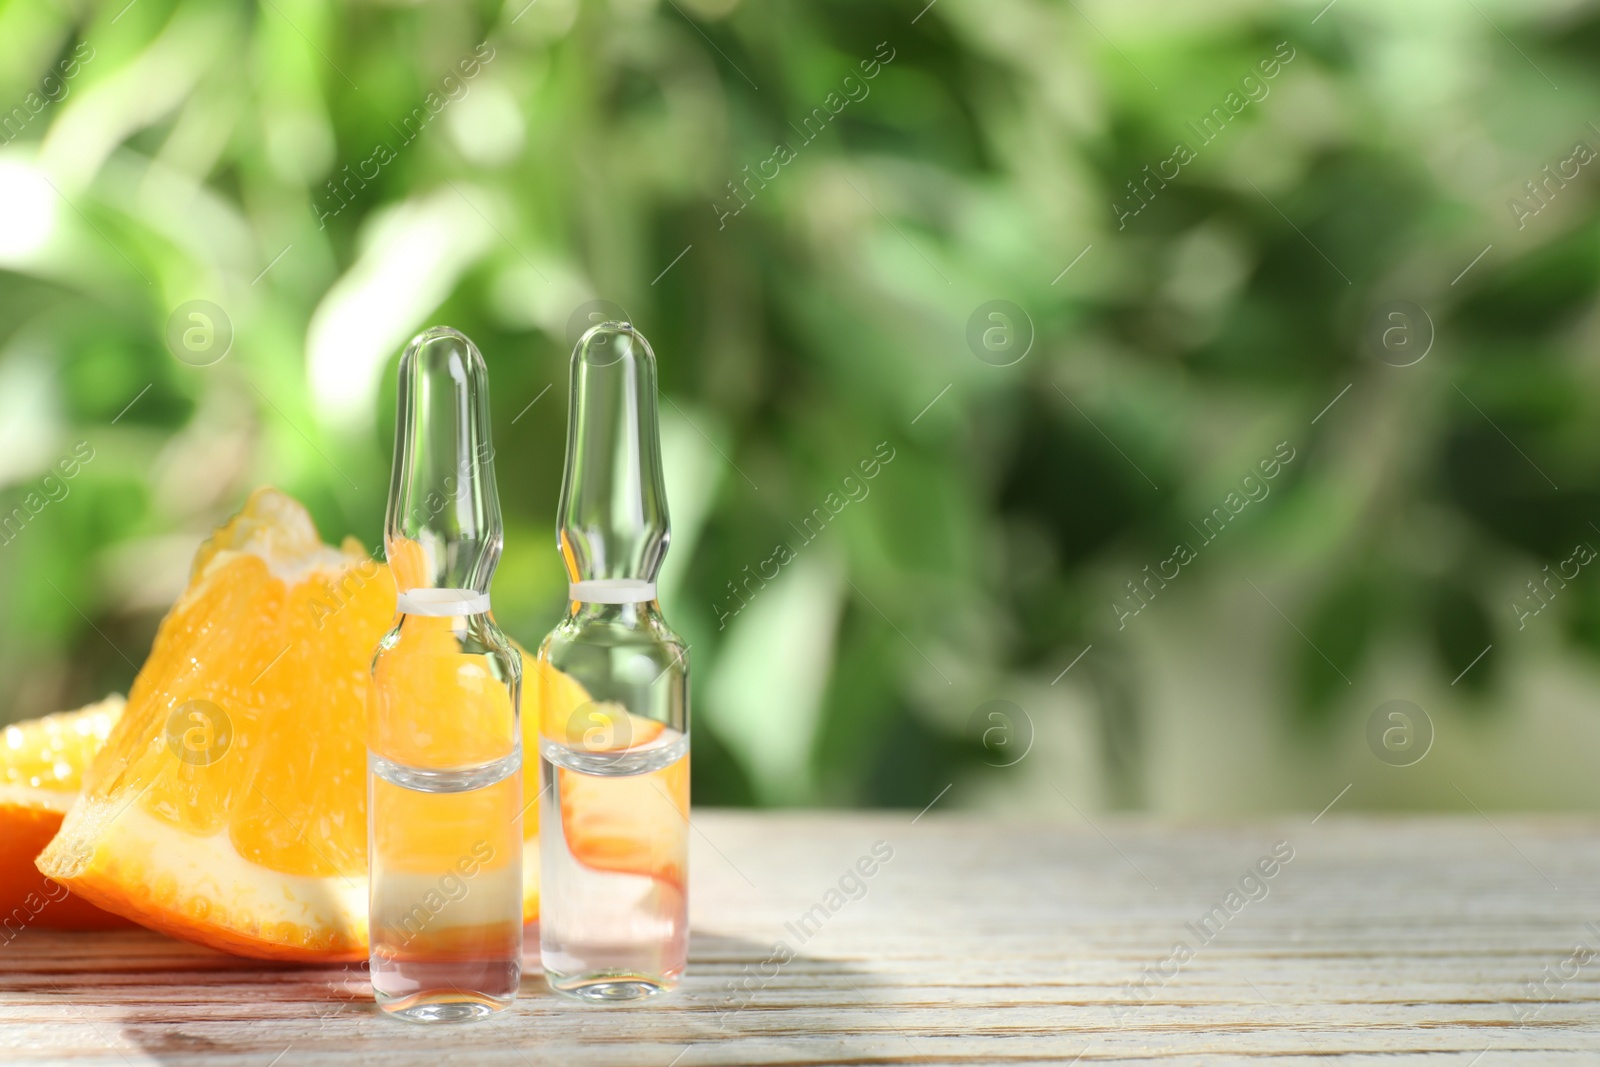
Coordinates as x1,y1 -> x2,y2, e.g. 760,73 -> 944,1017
2,0 -> 1598,812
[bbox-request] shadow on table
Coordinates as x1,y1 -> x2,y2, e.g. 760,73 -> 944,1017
687,930 -> 891,1027
98,926 -> 892,1065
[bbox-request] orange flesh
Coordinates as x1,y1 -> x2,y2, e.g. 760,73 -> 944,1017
39,490 -> 433,958
0,696 -> 133,931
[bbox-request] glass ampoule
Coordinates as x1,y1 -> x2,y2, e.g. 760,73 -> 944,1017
538,321 -> 689,1001
368,326 -> 524,1022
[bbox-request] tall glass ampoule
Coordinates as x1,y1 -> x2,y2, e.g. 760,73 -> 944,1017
368,326 -> 523,1022
538,321 -> 689,1001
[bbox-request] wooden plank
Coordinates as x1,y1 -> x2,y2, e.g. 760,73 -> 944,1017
3,812 -> 1600,1064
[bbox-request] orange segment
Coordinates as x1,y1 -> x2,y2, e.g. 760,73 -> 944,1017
0,696 -> 133,931
38,491 -> 388,958
2,694 -> 123,796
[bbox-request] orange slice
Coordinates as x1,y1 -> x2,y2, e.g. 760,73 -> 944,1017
36,489 -> 542,960
0,696 -> 134,931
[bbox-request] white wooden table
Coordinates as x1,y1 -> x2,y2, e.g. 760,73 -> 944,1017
3,811 -> 1598,1064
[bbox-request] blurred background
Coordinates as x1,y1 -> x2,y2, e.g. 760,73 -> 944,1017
2,0 -> 1597,814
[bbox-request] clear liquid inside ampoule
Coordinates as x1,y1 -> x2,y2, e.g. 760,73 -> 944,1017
538,725 -> 688,1001
369,745 -> 523,1022
372,326 -> 522,1022
541,323 -> 688,1001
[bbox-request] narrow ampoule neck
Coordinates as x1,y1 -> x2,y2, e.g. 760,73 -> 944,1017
387,326 -> 505,598
558,322 -> 670,587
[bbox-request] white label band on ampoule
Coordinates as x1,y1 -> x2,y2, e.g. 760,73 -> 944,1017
569,579 -> 657,604
396,588 -> 491,616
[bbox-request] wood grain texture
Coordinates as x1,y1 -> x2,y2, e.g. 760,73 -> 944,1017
3,811 -> 1600,1065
